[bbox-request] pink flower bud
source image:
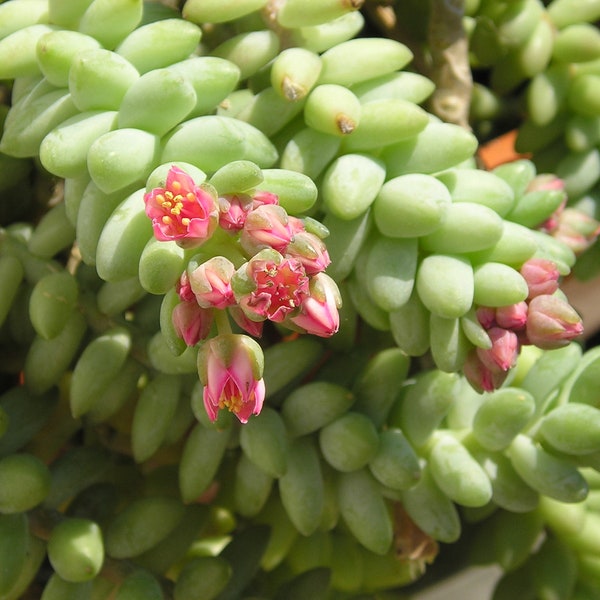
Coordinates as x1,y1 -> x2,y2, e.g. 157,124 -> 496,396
526,294 -> 583,349
526,175 -> 567,232
188,256 -> 235,309
476,327 -> 520,373
233,250 -> 310,323
551,208 -> 600,255
463,349 -> 510,394
285,230 -> 331,275
476,306 -> 497,329
288,215 -> 307,234
520,258 -> 560,299
177,270 -> 195,303
217,193 -> 254,231
172,301 -> 214,346
198,333 -> 265,424
495,301 -> 528,330
251,190 -> 279,208
527,174 -> 566,194
240,204 -> 295,255
228,305 -> 264,338
144,166 -> 219,247
289,273 -> 341,337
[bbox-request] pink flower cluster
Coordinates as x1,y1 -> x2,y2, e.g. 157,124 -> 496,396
464,257 -> 583,393
144,166 -> 341,423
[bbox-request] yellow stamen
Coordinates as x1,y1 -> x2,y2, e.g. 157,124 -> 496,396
218,394 -> 244,414
170,200 -> 183,215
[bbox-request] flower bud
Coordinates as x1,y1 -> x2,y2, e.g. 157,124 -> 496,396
551,207 -> 600,255
289,272 -> 341,337
527,174 -> 566,194
463,349 -> 510,394
198,333 -> 265,424
251,190 -> 279,208
288,215 -> 306,234
520,258 -> 560,299
495,301 -> 528,330
285,229 -> 331,275
144,165 -> 219,247
228,305 -> 264,337
476,326 -> 520,373
188,256 -> 235,309
240,204 -> 295,255
217,193 -> 254,231
528,174 -> 567,231
177,270 -> 195,303
172,301 -> 214,345
476,306 -> 496,329
526,294 -> 583,349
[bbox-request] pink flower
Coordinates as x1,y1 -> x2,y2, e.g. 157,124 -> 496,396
495,301 -> 528,330
285,230 -> 331,275
520,258 -> 560,299
476,327 -> 520,373
188,256 -> 235,309
463,349 -> 510,394
232,250 -> 310,323
144,166 -> 218,246
289,273 -> 341,337
526,294 -> 583,349
172,301 -> 214,346
198,334 -> 265,424
240,204 -> 295,255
